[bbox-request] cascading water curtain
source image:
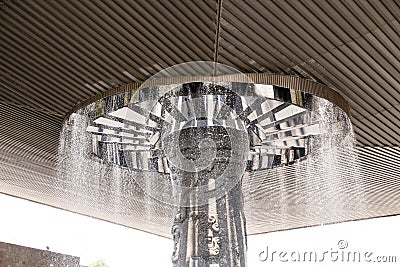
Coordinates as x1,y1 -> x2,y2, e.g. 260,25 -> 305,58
58,61 -> 357,267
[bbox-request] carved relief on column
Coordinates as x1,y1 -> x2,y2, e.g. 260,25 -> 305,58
171,211 -> 185,265
207,215 -> 220,256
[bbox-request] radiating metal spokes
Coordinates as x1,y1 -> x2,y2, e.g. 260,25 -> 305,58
87,82 -> 321,174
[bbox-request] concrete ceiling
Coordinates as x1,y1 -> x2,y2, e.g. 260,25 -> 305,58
0,0 -> 399,237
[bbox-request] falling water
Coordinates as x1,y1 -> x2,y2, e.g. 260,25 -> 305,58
57,104 -> 124,215
56,61 -> 364,267
57,95 -> 365,262
56,95 -> 175,241
308,97 -> 364,222
246,96 -> 365,231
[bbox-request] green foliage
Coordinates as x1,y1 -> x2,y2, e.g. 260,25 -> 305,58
88,258 -> 110,267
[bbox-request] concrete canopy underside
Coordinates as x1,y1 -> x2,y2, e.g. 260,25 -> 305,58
0,0 -> 400,237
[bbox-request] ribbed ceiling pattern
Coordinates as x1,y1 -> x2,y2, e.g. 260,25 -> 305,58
0,0 -> 216,115
219,0 -> 400,146
0,102 -> 61,165
1,0 -> 399,146
0,0 -> 400,234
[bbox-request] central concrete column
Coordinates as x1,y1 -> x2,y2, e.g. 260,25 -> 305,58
167,126 -> 248,267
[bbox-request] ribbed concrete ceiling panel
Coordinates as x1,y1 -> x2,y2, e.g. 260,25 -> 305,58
0,0 -> 216,115
0,103 -> 62,165
0,0 -> 400,234
219,0 -> 400,146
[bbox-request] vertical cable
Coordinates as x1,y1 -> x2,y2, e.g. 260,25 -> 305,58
213,0 -> 223,76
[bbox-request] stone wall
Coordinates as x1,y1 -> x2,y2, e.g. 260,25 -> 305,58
0,241 -> 80,267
